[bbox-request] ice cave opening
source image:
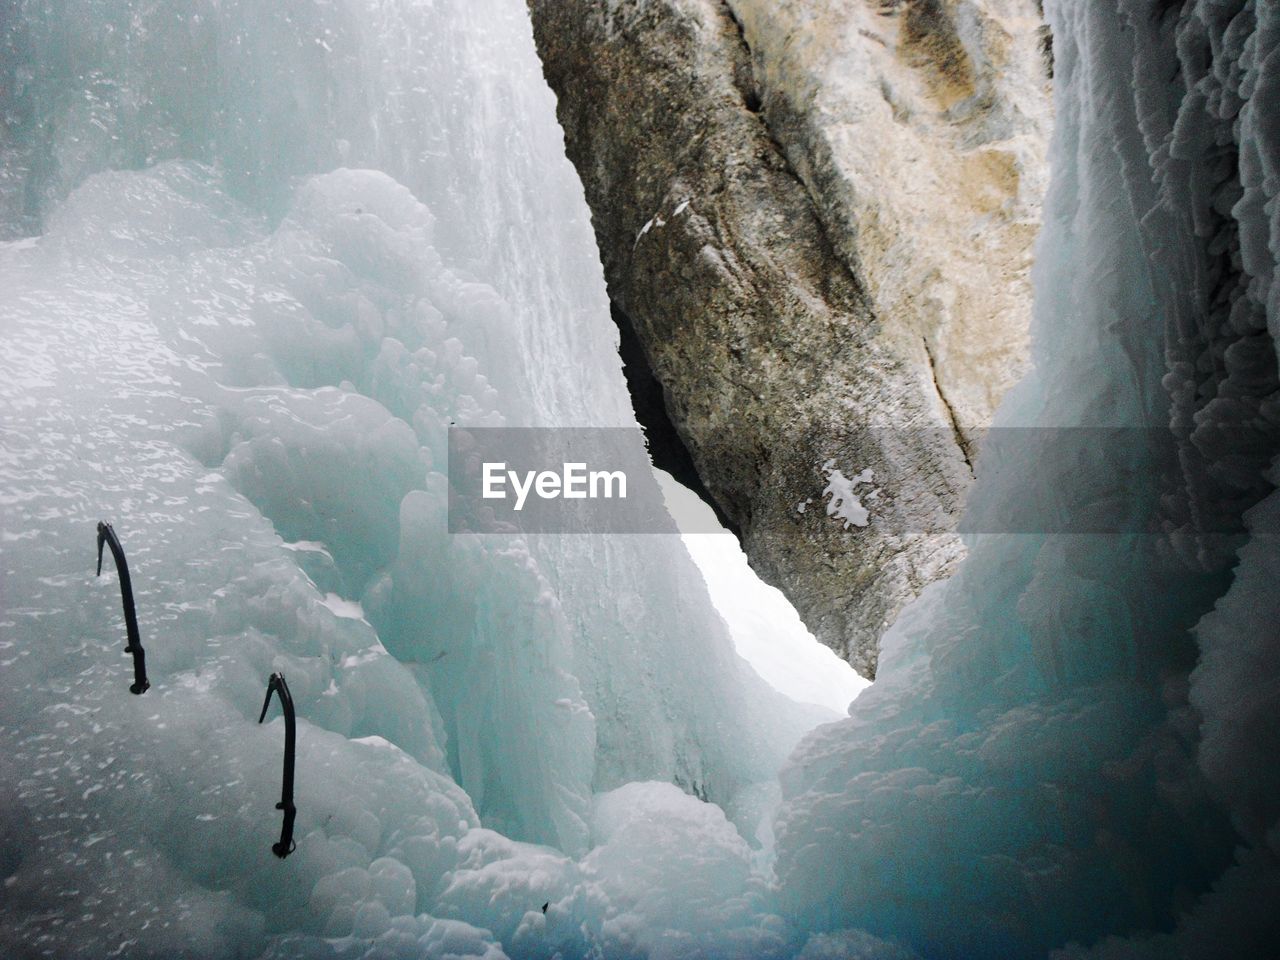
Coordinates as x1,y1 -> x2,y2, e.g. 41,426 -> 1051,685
2,0 -> 1280,959
656,470 -> 870,715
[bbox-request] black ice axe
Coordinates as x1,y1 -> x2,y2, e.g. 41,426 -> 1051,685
96,521 -> 150,695
258,673 -> 298,858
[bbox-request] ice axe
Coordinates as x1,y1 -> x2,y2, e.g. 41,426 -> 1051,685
258,672 -> 298,858
96,521 -> 150,695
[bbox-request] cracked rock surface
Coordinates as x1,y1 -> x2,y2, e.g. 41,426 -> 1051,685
526,0 -> 1049,677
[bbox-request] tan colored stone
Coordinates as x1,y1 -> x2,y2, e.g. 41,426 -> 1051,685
525,0 -> 1048,676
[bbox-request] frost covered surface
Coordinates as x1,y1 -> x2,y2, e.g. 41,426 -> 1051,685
3,0 -> 1280,959
819,462 -> 874,531
0,0 -> 826,956
777,1 -> 1280,957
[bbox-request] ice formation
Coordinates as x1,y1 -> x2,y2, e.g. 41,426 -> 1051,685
2,1 -> 1279,959
775,2 -> 1280,958
819,462 -> 874,531
0,0 -> 826,956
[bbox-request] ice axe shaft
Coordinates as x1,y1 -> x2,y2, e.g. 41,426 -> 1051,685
258,673 -> 297,858
96,522 -> 149,695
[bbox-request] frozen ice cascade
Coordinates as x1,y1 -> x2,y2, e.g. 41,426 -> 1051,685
0,2 -> 1278,960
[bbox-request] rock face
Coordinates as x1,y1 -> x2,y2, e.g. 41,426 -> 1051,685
526,0 -> 1049,676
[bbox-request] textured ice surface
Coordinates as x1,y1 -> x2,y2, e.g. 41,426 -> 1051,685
4,0 -> 1280,957
775,2 -> 1280,957
0,0 -> 829,956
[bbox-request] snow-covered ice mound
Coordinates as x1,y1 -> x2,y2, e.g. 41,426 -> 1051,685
4,0 -> 1280,958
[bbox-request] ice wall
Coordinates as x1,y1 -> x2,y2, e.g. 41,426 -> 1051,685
775,1 -> 1280,957
4,0 -> 1279,957
0,0 -> 827,956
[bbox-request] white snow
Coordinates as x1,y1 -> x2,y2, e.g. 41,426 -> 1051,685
3,0 -> 1277,957
321,593 -> 367,620
819,460 -> 874,530
774,3 -> 1280,957
0,0 -> 832,956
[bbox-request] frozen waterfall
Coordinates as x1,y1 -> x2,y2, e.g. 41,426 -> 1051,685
3,0 -> 1280,959
0,0 -> 831,955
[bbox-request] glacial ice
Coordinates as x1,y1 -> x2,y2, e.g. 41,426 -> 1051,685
774,2 -> 1280,958
0,0 -> 830,955
2,0 -> 1279,958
